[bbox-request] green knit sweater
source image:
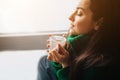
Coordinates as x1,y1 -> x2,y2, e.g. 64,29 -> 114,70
51,34 -> 87,80
50,34 -> 120,80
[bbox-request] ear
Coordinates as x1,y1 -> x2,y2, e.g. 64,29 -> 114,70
94,18 -> 103,31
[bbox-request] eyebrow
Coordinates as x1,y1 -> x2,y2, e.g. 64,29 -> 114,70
76,7 -> 85,11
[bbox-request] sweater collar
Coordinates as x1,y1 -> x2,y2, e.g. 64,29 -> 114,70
67,34 -> 85,44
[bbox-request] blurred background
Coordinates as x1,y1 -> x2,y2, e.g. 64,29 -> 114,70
0,0 -> 78,80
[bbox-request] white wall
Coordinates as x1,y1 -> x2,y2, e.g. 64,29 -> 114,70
0,0 -> 79,33
0,50 -> 47,80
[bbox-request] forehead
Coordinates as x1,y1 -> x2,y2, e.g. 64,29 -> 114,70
77,0 -> 91,9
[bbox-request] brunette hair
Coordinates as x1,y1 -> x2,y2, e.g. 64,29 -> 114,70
69,0 -> 120,79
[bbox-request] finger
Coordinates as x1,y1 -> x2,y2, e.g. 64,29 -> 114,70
47,49 -> 56,61
47,53 -> 51,60
48,52 -> 56,62
47,44 -> 50,48
47,40 -> 50,43
47,52 -> 53,60
63,33 -> 68,38
58,44 -> 69,55
52,50 -> 62,62
47,49 -> 49,53
62,34 -> 67,37
51,50 -> 61,62
48,48 -> 60,62
47,39 -> 50,48
58,44 -> 65,52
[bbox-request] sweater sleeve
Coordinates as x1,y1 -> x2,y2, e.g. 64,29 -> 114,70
51,61 -> 69,80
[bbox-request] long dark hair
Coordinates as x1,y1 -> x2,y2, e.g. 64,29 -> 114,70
69,0 -> 120,80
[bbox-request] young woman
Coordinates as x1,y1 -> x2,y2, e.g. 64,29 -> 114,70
37,0 -> 120,80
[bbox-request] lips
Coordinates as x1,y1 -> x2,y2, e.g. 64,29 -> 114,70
69,23 -> 74,28
69,24 -> 74,34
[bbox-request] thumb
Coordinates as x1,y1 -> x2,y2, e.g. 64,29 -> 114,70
58,43 -> 66,54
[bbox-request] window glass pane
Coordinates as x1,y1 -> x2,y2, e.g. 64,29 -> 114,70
0,0 -> 78,33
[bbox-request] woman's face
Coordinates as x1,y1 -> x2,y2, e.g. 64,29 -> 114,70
69,0 -> 97,35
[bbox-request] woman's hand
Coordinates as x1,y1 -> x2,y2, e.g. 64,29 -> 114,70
46,34 -> 70,68
48,44 -> 70,68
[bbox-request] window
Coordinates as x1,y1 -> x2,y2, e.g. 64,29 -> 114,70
0,0 -> 78,34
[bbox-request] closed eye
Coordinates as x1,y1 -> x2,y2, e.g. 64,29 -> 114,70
76,9 -> 83,16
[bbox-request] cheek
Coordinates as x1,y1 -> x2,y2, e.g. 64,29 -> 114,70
76,19 -> 95,34
75,20 -> 89,33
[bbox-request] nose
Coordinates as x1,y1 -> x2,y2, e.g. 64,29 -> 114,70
69,12 -> 76,22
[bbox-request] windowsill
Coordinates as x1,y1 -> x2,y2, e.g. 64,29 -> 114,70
0,30 -> 67,50
0,30 -> 67,37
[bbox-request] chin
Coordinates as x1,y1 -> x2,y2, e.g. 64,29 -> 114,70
69,29 -> 79,35
69,32 -> 78,36
69,30 -> 74,35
